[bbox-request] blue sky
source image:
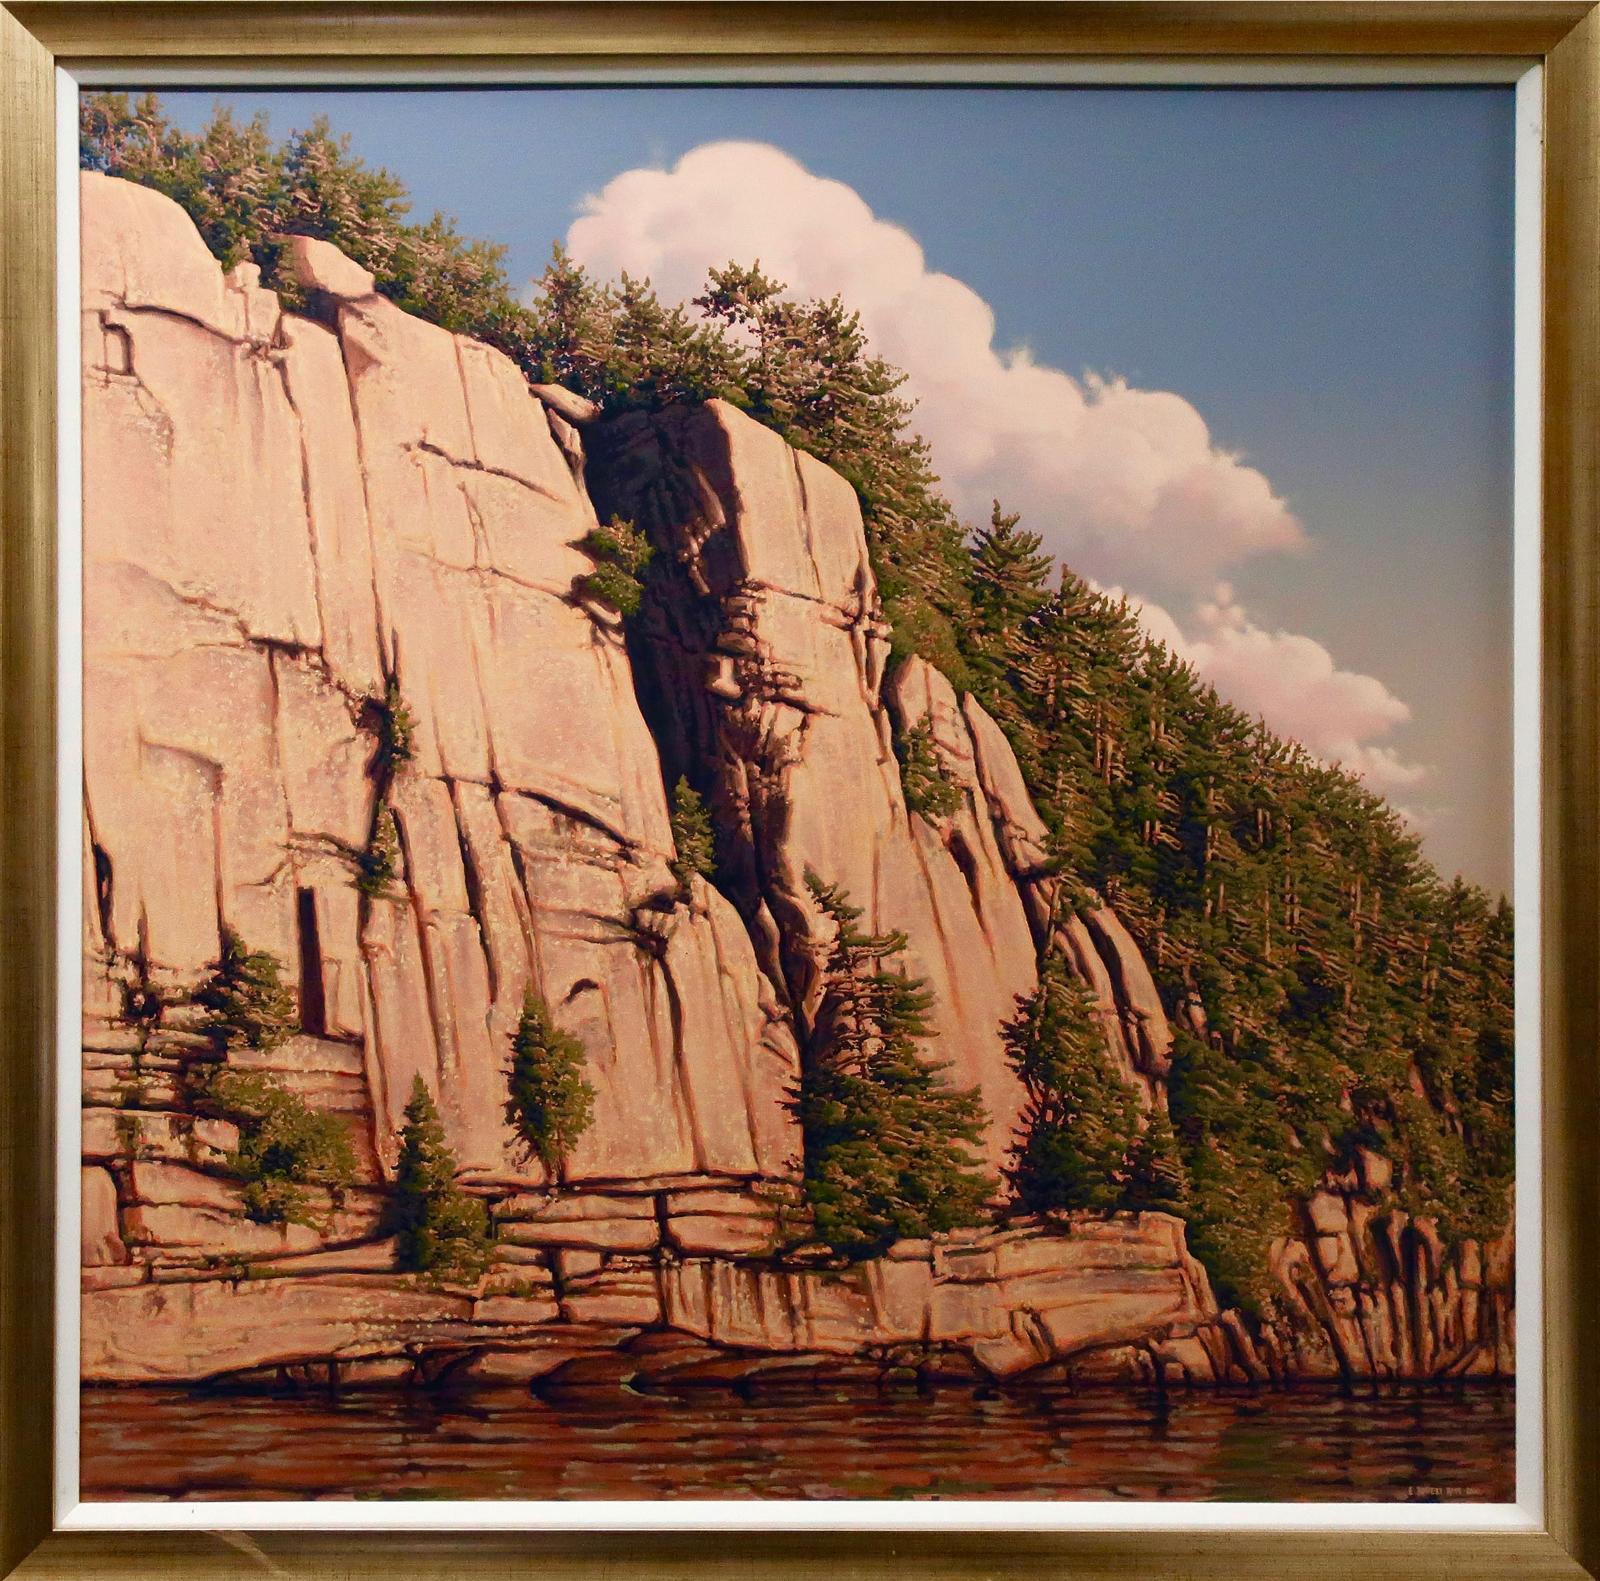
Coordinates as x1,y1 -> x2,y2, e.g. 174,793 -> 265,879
152,85 -> 1516,893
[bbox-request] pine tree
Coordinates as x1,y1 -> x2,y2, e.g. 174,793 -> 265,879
970,501 -> 1052,638
393,1076 -> 491,1281
894,720 -> 961,821
354,807 -> 400,899
668,777 -> 717,893
967,500 -> 1053,712
1003,953 -> 1139,1214
798,874 -> 993,1257
505,991 -> 596,1174
1120,1106 -> 1191,1213
194,929 -> 297,1052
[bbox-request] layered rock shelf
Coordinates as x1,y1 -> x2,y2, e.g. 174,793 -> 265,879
78,173 -> 1512,1389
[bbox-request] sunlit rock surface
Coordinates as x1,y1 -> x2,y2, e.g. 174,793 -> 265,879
77,174 -> 1511,1388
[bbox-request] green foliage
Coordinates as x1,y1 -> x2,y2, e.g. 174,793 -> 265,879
361,677 -> 415,774
667,777 -> 717,893
884,597 -> 977,696
205,1069 -> 357,1228
81,94 -> 515,321
1003,954 -> 1139,1214
894,719 -> 962,822
355,808 -> 400,899
966,501 -> 1052,712
505,991 -> 596,1174
393,1075 -> 491,1282
959,535 -> 1516,1292
1165,1025 -> 1308,1311
797,874 -> 993,1258
1121,1106 -> 1192,1214
81,94 -> 285,271
194,929 -> 297,1051
575,518 -> 655,617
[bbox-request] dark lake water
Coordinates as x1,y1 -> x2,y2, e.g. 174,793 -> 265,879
80,1381 -> 1515,1503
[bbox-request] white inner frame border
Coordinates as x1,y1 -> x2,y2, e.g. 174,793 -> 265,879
50,54 -> 1547,1536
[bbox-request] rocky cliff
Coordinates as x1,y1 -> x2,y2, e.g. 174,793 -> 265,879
78,172 -> 1511,1389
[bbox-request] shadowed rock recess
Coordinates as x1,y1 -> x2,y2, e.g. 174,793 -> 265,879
79,173 -> 1512,1391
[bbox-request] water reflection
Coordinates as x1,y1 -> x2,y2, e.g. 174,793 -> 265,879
80,1381 -> 1514,1503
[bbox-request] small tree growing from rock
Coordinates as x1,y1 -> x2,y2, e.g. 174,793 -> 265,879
797,873 -> 993,1259
575,517 -> 654,617
354,807 -> 401,900
894,719 -> 961,822
505,990 -> 596,1175
206,1069 -> 358,1227
667,776 -> 717,894
393,1075 -> 491,1281
362,676 -> 415,775
1119,1105 -> 1192,1214
1003,952 -> 1140,1215
194,928 -> 297,1052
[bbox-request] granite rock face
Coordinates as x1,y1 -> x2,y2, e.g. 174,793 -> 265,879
590,405 -> 1042,1168
81,169 -> 797,1193
78,175 -> 1511,1388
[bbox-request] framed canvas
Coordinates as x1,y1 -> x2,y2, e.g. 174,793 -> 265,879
2,2 -> 1597,1575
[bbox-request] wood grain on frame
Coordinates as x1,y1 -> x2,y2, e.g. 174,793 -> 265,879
7,1 -> 1593,59
1,4 -> 1596,1577
1542,8 -> 1600,1577
0,7 -> 56,1580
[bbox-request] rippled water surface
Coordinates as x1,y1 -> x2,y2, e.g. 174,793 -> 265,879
80,1382 -> 1514,1503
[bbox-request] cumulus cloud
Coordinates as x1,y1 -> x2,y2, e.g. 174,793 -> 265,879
565,141 -> 1426,803
1103,583 -> 1429,796
565,140 -> 1304,586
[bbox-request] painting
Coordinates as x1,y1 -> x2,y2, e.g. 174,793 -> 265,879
75,82 -> 1517,1504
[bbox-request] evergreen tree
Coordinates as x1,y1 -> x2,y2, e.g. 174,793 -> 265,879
969,503 -> 1051,652
368,677 -> 415,773
1003,952 -> 1139,1214
194,929 -> 297,1052
894,719 -> 961,821
1120,1106 -> 1192,1213
354,807 -> 400,899
393,1076 -> 491,1281
505,991 -> 596,1174
668,777 -> 717,893
798,874 -> 993,1257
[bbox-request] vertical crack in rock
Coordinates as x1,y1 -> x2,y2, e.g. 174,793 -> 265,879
329,306 -> 396,678
388,804 -> 449,1081
271,352 -> 332,658
451,784 -> 498,1005
84,786 -> 117,954
643,924 -> 707,1176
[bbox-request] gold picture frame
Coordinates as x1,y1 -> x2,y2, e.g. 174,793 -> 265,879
2,3 -> 1595,1574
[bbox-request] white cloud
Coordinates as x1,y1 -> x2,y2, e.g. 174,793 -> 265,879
566,140 -> 1304,586
565,141 -> 1428,804
1102,583 -> 1429,796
